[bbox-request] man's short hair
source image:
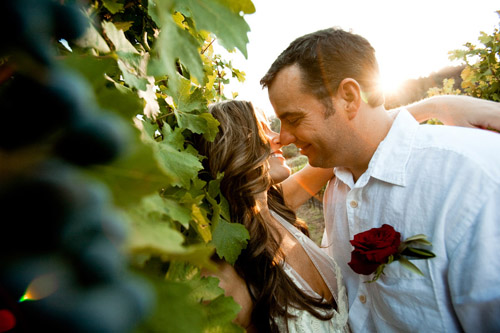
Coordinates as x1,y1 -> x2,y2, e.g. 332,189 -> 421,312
260,28 -> 384,108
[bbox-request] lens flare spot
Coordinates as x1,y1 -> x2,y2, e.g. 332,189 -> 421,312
19,273 -> 59,303
0,309 -> 16,332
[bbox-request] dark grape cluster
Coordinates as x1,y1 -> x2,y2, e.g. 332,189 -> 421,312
0,1 -> 153,332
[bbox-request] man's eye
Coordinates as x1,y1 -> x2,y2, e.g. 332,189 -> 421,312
287,118 -> 300,125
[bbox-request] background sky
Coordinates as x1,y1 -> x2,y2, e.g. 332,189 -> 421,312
221,0 -> 500,116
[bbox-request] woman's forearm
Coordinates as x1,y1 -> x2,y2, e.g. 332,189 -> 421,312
404,95 -> 500,129
282,164 -> 333,211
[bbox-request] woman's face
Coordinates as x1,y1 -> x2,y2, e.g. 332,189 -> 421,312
259,118 -> 291,185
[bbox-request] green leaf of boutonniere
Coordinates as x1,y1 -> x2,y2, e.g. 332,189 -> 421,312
398,257 -> 424,276
402,247 -> 436,259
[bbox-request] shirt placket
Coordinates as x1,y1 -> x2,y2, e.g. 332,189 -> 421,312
345,184 -> 373,331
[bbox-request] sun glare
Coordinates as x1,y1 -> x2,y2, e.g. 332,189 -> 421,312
19,273 -> 59,303
380,71 -> 405,96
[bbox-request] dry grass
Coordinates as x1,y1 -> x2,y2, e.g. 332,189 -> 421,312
296,197 -> 325,246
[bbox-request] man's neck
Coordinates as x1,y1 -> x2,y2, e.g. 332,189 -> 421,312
349,105 -> 394,181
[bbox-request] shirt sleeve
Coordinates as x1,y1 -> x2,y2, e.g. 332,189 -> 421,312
448,184 -> 500,332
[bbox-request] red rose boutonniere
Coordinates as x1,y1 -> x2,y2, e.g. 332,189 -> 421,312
348,224 -> 436,282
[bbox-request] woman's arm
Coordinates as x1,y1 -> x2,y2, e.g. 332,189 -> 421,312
401,95 -> 500,130
282,164 -> 333,211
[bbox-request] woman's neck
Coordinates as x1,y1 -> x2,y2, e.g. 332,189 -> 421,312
254,191 -> 283,241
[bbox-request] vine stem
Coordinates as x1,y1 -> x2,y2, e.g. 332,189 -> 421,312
201,38 -> 216,55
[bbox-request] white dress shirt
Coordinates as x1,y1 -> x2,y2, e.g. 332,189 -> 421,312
321,109 -> 500,332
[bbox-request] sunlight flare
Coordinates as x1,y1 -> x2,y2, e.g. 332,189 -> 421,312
19,273 -> 59,303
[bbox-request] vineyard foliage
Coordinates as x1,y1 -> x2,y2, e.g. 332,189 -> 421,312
55,0 -> 254,331
449,10 -> 500,102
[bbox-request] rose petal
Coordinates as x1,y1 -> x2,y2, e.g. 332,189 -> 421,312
348,250 -> 380,275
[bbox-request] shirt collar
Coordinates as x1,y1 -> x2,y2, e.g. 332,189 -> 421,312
367,108 -> 418,186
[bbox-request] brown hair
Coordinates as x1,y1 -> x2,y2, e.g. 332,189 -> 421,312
195,100 -> 335,332
260,27 -> 384,110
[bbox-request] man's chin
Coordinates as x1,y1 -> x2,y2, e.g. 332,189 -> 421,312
307,156 -> 332,169
305,155 -> 319,167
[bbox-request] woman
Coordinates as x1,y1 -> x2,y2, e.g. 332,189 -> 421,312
196,100 -> 348,332
196,97 -> 500,332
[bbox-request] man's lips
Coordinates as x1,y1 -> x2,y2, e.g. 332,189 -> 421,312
298,144 -> 311,155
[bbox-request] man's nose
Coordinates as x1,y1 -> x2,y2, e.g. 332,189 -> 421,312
279,128 -> 296,146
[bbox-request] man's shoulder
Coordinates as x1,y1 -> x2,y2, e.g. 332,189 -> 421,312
413,125 -> 500,179
415,124 -> 498,153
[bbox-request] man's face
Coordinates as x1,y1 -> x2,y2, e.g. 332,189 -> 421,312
267,64 -> 355,169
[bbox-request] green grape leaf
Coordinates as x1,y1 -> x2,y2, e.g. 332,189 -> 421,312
155,141 -> 204,188
176,112 -> 218,138
102,21 -> 139,54
61,55 -> 143,120
199,113 -> 220,141
135,277 -> 205,333
166,77 -> 206,112
219,196 -> 231,221
148,13 -> 204,90
126,200 -> 215,268
207,173 -> 223,199
212,219 -> 249,264
203,294 -> 244,333
191,204 -> 212,243
171,244 -> 216,270
140,120 -> 203,188
87,129 -> 173,207
125,206 -> 186,254
174,0 -> 250,58
161,198 -> 193,228
160,122 -> 186,150
61,54 -> 117,89
141,194 -> 192,228
118,59 -> 148,90
188,275 -> 225,303
102,0 -> 124,14
75,24 -> 111,53
165,261 -> 201,282
98,78 -> 144,119
113,21 -> 134,32
215,0 -> 255,14
231,67 -> 246,82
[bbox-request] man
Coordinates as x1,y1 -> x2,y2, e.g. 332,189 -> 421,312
260,28 -> 500,332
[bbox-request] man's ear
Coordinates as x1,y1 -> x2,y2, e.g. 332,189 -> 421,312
337,78 -> 361,120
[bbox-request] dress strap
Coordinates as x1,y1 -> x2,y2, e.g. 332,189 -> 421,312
270,210 -> 340,306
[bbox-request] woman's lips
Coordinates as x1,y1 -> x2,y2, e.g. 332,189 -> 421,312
271,151 -> 286,161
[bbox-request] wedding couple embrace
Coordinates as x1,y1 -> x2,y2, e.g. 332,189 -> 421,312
197,28 -> 500,332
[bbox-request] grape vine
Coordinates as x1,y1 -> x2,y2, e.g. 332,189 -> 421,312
449,10 -> 500,102
0,0 -> 255,332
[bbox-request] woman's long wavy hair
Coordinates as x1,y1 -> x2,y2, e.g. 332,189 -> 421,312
195,100 -> 335,332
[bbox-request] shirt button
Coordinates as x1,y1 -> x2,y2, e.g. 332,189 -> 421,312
359,295 -> 367,304
350,200 -> 358,208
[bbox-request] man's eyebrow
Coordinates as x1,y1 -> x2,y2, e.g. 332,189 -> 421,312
278,111 -> 304,120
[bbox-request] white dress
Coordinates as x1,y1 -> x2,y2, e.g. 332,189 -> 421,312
271,211 -> 350,332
